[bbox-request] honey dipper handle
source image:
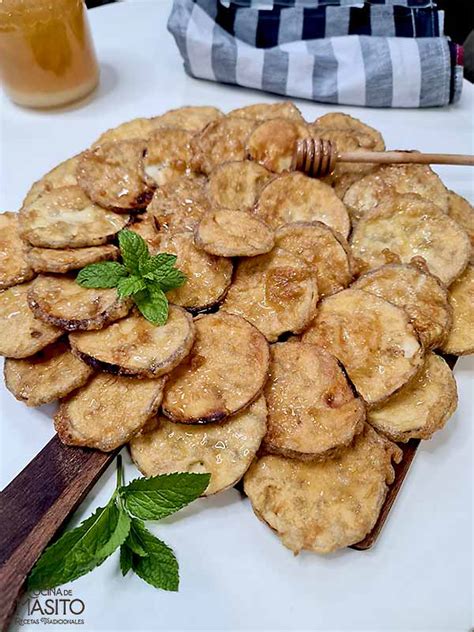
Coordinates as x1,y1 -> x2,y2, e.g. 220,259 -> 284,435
338,150 -> 474,166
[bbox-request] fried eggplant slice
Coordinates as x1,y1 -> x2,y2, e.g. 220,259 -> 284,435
4,340 -> 93,407
190,117 -> 256,174
158,232 -> 233,312
148,174 -> 210,234
195,209 -> 274,257
69,307 -> 195,377
303,289 -> 423,405
162,312 -> 269,424
312,112 -> 385,151
368,353 -> 457,442
21,155 -> 81,209
93,117 -> 156,145
28,275 -> 132,332
223,248 -> 318,342
447,191 -> 474,247
55,373 -> 166,451
143,127 -> 194,186
130,395 -> 267,495
152,106 -> 223,132
128,213 -> 160,253
0,282 -> 62,358
275,221 -> 353,297
343,164 -> 449,222
229,101 -> 304,122
0,212 -> 35,289
246,118 -> 310,173
350,193 -> 471,286
440,264 -> 474,355
255,172 -> 350,238
20,185 -> 129,249
207,160 -> 272,212
244,424 -> 402,554
353,263 -> 452,349
77,140 -> 153,211
263,342 -> 365,460
27,244 -> 119,274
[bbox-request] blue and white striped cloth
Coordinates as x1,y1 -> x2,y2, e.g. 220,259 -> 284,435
168,0 -> 463,107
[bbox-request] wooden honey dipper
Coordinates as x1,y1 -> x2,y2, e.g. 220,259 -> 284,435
291,137 -> 474,178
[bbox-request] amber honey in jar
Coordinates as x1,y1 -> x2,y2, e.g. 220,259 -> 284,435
0,0 -> 99,108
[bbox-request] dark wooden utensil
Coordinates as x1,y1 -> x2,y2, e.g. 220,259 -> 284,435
0,437 -> 116,631
0,354 -> 459,628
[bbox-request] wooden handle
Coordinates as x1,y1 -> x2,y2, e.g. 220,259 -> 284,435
339,150 -> 474,166
0,436 -> 115,631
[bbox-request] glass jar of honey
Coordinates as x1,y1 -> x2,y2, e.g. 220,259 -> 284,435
0,0 -> 99,108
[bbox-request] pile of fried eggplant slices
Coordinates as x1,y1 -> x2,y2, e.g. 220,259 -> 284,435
1,103 -> 472,555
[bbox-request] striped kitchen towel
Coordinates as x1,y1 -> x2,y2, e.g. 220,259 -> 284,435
167,0 -> 464,107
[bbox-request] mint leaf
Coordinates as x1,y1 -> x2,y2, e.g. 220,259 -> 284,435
120,544 -> 133,576
119,229 -> 150,276
117,275 -> 146,298
125,520 -> 149,557
120,472 -> 210,520
28,501 -> 131,591
76,262 -> 127,288
129,521 -> 179,592
142,254 -> 186,292
133,286 -> 168,325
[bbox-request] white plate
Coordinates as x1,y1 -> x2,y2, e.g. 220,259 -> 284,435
0,2 -> 473,630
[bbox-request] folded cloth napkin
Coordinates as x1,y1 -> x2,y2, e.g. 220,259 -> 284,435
168,0 -> 463,107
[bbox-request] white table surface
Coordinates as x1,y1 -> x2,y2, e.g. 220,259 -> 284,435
0,2 -> 473,631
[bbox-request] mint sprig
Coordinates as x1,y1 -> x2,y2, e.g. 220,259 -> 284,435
76,229 -> 186,325
27,456 -> 210,593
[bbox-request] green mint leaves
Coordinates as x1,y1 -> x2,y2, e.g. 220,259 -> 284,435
27,457 -> 210,593
76,229 -> 186,326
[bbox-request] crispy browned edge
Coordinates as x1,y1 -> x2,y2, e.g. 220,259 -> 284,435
69,310 -> 195,378
54,377 -> 166,452
162,314 -> 270,424
27,287 -> 133,332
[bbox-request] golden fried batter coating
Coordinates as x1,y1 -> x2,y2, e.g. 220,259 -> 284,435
447,191 -> 474,247
77,140 -> 153,211
254,172 -> 350,238
0,212 -> 34,290
244,424 -> 401,554
207,160 -> 272,212
195,209 -> 274,257
152,106 -> 223,132
368,353 -> 457,442
275,221 -> 353,297
343,164 -> 449,222
353,263 -> 452,349
223,248 -> 318,342
69,307 -> 195,378
158,232 -> 233,312
148,175 -> 209,234
229,102 -> 303,122
21,155 -> 82,209
162,312 -> 269,423
20,186 -> 129,249
128,213 -> 160,253
130,395 -> 267,495
441,264 -> 474,355
4,340 -> 93,407
350,193 -> 471,285
263,342 -> 365,460
55,373 -> 166,451
143,127 -> 194,186
0,282 -> 62,358
312,112 -> 385,150
303,289 -> 424,405
191,117 -> 256,174
28,275 -> 131,332
93,117 -> 156,145
246,118 -> 309,173
27,244 -> 119,274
